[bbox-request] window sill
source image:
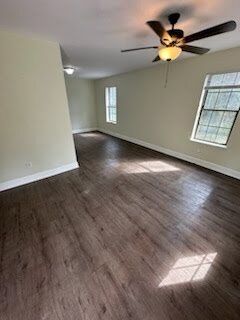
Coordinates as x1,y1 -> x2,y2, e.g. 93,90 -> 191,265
106,121 -> 117,125
190,138 -> 227,149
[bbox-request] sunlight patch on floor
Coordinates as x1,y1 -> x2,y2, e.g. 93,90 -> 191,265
159,253 -> 217,287
125,160 -> 180,173
80,132 -> 99,137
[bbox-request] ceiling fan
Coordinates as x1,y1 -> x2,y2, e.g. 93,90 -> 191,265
121,13 -> 237,62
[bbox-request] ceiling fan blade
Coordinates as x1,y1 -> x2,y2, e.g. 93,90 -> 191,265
121,46 -> 158,52
147,21 -> 172,43
184,20 -> 236,43
152,55 -> 160,62
181,45 -> 210,55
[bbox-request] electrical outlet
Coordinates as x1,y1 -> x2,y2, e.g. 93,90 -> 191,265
25,161 -> 32,168
197,148 -> 201,153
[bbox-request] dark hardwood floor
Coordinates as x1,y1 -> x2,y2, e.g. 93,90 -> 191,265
1,131 -> 240,320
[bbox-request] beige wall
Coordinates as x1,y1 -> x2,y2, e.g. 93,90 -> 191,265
0,30 -> 77,183
95,47 -> 240,173
65,76 -> 97,132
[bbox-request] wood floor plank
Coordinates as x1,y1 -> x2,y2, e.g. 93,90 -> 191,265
0,131 -> 240,319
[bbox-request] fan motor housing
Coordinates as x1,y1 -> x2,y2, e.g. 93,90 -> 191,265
168,29 -> 184,40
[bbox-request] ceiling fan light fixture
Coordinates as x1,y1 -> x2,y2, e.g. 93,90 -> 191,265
122,15 -> 236,64
64,67 -> 75,75
159,46 -> 182,61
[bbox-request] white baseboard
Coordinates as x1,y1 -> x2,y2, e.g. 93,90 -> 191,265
0,162 -> 79,192
72,127 -> 97,134
98,128 -> 240,180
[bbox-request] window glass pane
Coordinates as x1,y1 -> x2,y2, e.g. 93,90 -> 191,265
205,126 -> 218,142
235,73 -> 240,85
112,87 -> 117,106
222,72 -> 238,86
227,90 -> 240,110
112,108 -> 114,121
109,89 -> 113,106
209,111 -> 224,127
199,110 -> 212,125
112,113 -> 116,123
107,107 -> 116,123
106,87 -> 116,107
107,107 -> 111,122
220,111 -> 236,129
109,87 -> 116,107
108,91 -> 111,106
215,128 -> 231,144
204,90 -> 218,109
208,72 -> 240,86
105,88 -> 109,107
208,74 -> 224,86
215,90 -> 231,110
195,125 -> 208,140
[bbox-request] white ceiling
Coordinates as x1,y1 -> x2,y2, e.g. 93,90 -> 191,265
0,0 -> 240,78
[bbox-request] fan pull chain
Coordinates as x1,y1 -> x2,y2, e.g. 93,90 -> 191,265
164,61 -> 170,88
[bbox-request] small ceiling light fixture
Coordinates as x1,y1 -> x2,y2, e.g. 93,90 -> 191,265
159,46 -> 182,61
64,66 -> 75,75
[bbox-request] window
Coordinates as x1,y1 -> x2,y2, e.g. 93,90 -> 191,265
191,72 -> 240,147
105,86 -> 117,124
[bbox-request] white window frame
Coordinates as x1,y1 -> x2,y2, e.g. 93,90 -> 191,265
191,73 -> 240,148
105,86 -> 117,124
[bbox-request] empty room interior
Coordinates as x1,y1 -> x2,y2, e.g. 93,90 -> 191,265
1,0 -> 240,319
